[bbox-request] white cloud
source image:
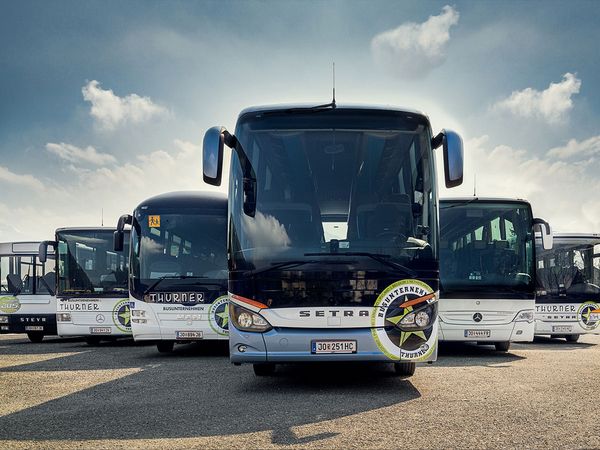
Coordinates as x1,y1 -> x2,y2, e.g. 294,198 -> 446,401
46,142 -> 117,166
493,73 -> 581,124
438,135 -> 600,233
547,135 -> 600,159
371,5 -> 459,78
0,166 -> 44,191
81,80 -> 168,130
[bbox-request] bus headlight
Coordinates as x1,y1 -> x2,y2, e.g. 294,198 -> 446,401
398,305 -> 434,330
230,303 -> 272,332
57,313 -> 72,322
514,310 -> 534,323
0,316 -> 8,324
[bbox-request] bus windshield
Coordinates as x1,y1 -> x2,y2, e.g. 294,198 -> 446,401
130,209 -> 227,300
536,236 -> 600,300
230,108 -> 437,273
440,201 -> 535,293
57,230 -> 129,296
0,253 -> 55,295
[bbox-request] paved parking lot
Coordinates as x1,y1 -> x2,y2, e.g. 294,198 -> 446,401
0,333 -> 599,449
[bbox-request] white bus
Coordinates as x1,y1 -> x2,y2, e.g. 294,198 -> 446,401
0,242 -> 56,342
535,233 -> 600,342
39,228 -> 130,345
114,191 -> 228,353
439,198 -> 552,351
202,103 -> 464,377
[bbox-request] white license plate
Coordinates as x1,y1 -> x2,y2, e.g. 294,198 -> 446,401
90,327 -> 111,334
25,326 -> 44,331
464,329 -> 491,338
176,331 -> 203,340
311,340 -> 357,354
552,325 -> 573,333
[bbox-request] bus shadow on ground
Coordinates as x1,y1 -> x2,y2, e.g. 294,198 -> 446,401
0,356 -> 420,444
518,336 -> 597,351
434,341 -> 526,367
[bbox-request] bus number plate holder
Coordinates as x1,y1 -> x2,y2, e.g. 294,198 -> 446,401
464,330 -> 491,338
176,331 -> 203,340
90,327 -> 111,334
552,325 -> 573,333
311,340 -> 357,354
25,326 -> 44,331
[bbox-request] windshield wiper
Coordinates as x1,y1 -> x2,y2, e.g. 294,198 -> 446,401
142,275 -> 208,296
264,102 -> 337,115
439,198 -> 479,210
304,252 -> 417,278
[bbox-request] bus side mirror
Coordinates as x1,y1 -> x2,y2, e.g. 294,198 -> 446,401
38,240 -> 56,263
203,126 -> 224,186
433,129 -> 464,188
534,218 -> 553,250
114,214 -> 132,252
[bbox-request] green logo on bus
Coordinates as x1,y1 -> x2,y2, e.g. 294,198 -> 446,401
0,296 -> 20,314
112,299 -> 131,333
578,301 -> 600,331
208,295 -> 229,336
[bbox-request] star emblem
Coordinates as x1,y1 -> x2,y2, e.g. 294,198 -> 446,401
215,305 -> 228,329
119,305 -> 131,326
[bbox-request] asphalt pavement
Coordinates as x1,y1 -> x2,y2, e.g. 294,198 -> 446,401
0,333 -> 598,449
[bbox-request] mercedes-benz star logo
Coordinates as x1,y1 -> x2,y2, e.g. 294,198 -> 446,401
96,314 -> 105,323
473,312 -> 483,322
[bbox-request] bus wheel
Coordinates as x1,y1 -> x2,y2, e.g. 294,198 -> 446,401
495,342 -> 510,352
566,334 -> 580,343
394,362 -> 416,377
27,332 -> 44,343
157,341 -> 174,353
85,337 -> 102,346
253,363 -> 276,376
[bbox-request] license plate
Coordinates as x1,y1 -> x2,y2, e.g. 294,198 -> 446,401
90,327 -> 111,334
464,329 -> 491,338
311,340 -> 357,354
552,325 -> 573,333
25,326 -> 44,331
176,331 -> 203,340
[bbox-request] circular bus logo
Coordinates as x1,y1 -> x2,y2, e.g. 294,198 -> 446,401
578,301 -> 600,331
0,296 -> 20,314
370,279 -> 437,361
208,295 -> 229,336
112,299 -> 131,333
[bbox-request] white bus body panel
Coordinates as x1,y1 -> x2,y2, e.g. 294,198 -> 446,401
439,298 -> 535,342
535,302 -> 600,336
130,298 -> 228,342
56,297 -> 131,337
0,294 -> 57,334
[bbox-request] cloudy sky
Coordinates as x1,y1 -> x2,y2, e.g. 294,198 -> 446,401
1,0 -> 599,241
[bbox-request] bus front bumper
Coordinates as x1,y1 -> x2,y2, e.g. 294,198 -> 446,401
229,326 -> 437,364
439,320 -> 534,343
534,319 -> 600,336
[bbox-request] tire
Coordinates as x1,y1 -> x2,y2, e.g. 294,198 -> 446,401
157,341 -> 174,353
27,332 -> 44,343
85,337 -> 102,346
253,363 -> 276,376
495,341 -> 510,352
394,362 -> 416,377
566,334 -> 580,343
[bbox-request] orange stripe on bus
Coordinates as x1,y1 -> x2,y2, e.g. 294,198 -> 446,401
399,292 -> 436,308
230,294 -> 269,310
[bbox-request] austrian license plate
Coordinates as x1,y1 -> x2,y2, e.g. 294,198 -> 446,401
176,331 -> 203,340
552,325 -> 573,333
311,340 -> 357,354
464,329 -> 491,338
25,326 -> 43,331
90,327 -> 111,334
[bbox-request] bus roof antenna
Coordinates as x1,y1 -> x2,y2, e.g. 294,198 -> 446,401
332,62 -> 336,108
101,208 -> 104,227
473,174 -> 477,197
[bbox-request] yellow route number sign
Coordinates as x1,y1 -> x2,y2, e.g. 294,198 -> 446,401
148,215 -> 161,228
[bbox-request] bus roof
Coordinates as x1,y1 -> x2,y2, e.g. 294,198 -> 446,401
55,227 -> 118,233
134,190 -> 227,212
0,241 -> 54,256
238,103 -> 429,121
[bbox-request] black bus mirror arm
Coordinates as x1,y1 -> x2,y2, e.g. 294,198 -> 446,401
114,214 -> 132,252
223,130 -> 257,218
38,240 -> 57,264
